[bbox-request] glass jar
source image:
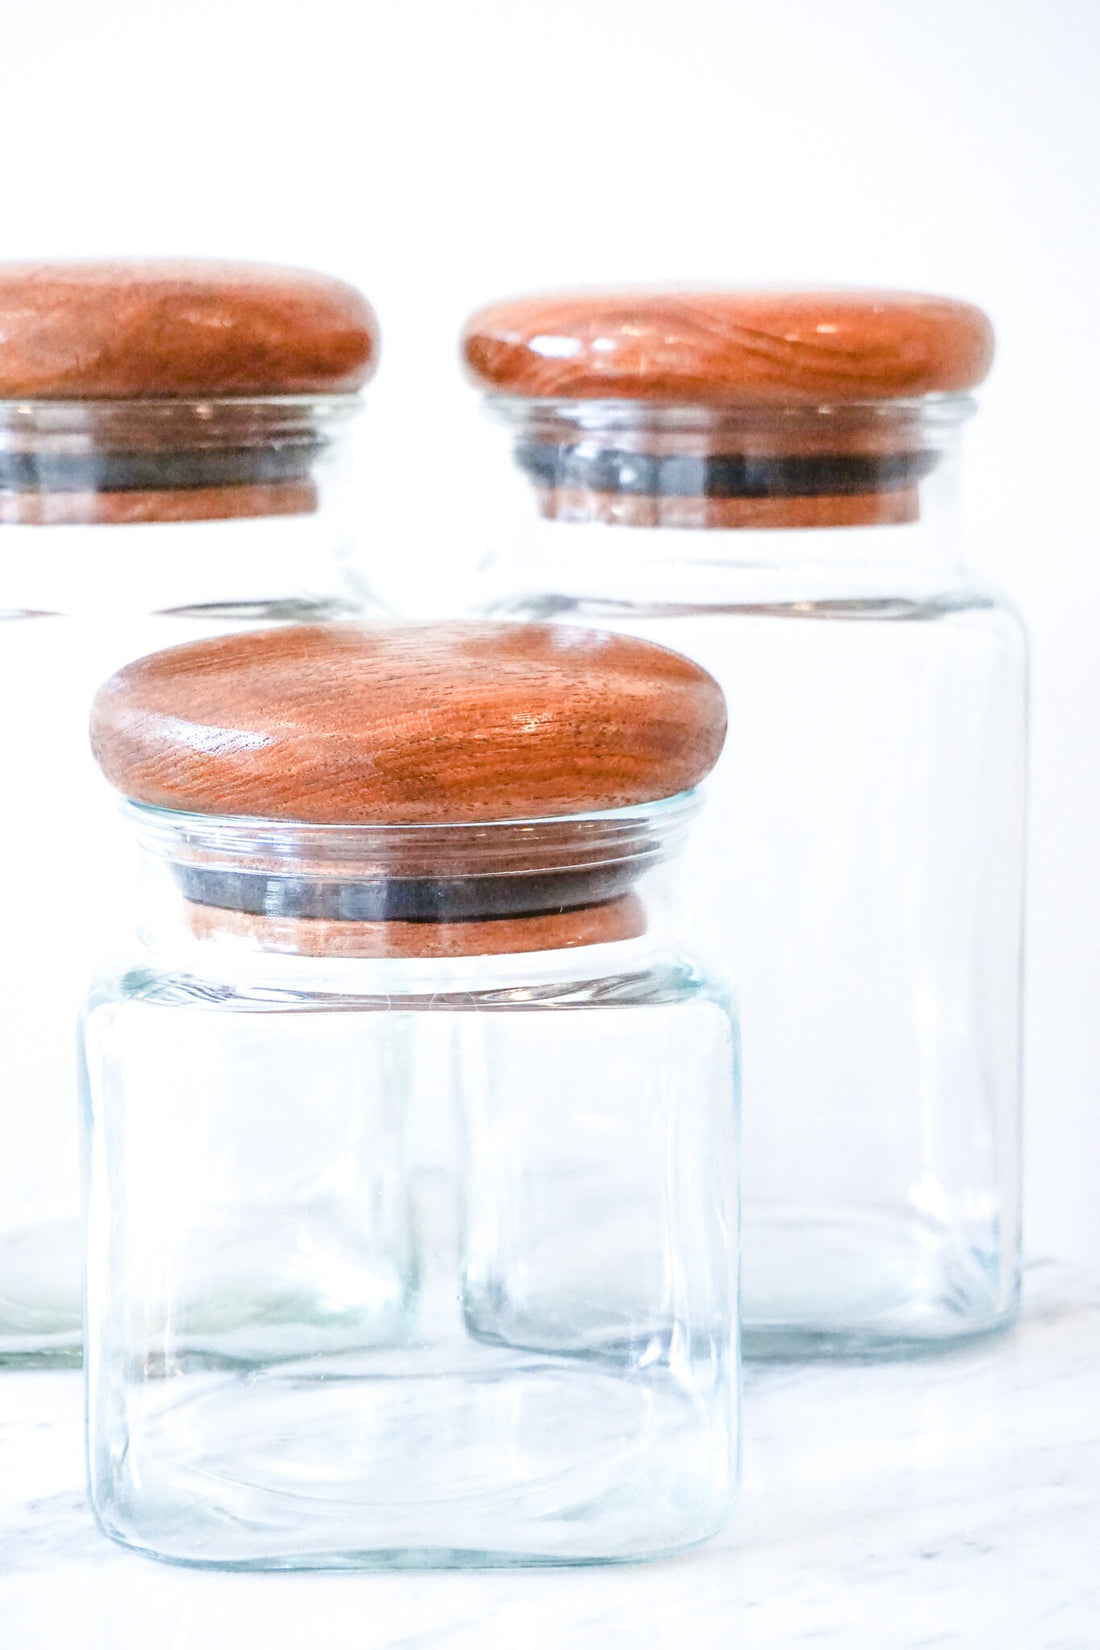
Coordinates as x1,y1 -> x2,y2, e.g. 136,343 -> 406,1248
80,621 -> 739,1567
463,290 -> 1027,1358
0,261 -> 382,1364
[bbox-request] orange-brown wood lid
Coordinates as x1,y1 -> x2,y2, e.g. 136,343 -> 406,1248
91,622 -> 726,822
463,289 -> 994,404
0,261 -> 377,398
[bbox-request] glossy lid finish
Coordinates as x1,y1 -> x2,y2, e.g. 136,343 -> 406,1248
0,261 -> 378,399
91,622 -> 727,823
462,289 -> 994,405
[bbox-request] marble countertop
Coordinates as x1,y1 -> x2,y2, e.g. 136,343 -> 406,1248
2,1260 -> 1098,1650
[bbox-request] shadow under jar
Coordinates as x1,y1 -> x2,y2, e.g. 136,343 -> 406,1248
463,289 -> 1026,1358
81,621 -> 739,1568
0,261 -> 382,1364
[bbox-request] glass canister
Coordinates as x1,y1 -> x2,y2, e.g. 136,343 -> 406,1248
0,260 -> 381,1363
463,290 -> 1026,1358
81,620 -> 739,1568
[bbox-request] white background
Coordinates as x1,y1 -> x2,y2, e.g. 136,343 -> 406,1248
0,0 -> 1095,1261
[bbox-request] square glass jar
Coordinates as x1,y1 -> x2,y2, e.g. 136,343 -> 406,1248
81,800 -> 740,1567
0,258 -> 380,1364
463,289 -> 1026,1358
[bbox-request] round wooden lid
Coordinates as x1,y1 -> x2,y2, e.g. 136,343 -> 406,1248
463,289 -> 994,404
91,622 -> 726,822
0,261 -> 377,398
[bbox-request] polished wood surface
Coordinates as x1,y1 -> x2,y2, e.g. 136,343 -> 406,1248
0,261 -> 377,398
463,289 -> 994,403
91,622 -> 727,822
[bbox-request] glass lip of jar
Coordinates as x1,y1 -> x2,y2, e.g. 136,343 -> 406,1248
0,392 -> 362,450
480,392 -> 973,533
0,395 -> 362,518
480,390 -> 977,435
124,788 -> 701,874
123,790 -> 700,931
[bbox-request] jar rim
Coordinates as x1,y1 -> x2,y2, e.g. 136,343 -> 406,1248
0,392 -> 361,429
480,395 -> 972,532
482,391 -> 976,425
126,792 -> 700,947
0,396 -> 360,520
124,787 -> 700,844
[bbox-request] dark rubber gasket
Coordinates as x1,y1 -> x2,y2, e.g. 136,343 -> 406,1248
0,443 -> 322,493
514,442 -> 938,499
174,862 -> 646,924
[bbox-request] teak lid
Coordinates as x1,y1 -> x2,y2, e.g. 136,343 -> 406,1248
462,289 -> 993,405
463,290 -> 993,532
0,260 -> 378,400
91,621 -> 725,822
0,261 -> 377,525
91,622 -> 725,959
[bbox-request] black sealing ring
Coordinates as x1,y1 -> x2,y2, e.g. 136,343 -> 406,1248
175,862 -> 646,923
0,443 -> 323,493
514,443 -> 938,499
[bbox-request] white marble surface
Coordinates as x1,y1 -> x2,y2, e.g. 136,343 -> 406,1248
1,1259 -> 1098,1650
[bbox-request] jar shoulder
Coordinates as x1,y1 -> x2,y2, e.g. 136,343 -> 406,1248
83,951 -> 735,1019
480,574 -> 1027,651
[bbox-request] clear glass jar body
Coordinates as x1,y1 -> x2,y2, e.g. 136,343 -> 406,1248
0,398 -> 382,1364
475,397 -> 1026,1358
81,803 -> 739,1566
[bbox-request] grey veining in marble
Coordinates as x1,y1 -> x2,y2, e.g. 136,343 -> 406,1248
1,1260 -> 1098,1649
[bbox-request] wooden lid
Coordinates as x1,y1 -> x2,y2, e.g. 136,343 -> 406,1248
463,289 -> 993,404
0,261 -> 377,399
91,622 -> 726,822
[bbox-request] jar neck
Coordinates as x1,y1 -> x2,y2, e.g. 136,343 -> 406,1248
0,395 -> 359,523
0,396 -> 379,619
483,395 -> 974,606
125,795 -> 697,972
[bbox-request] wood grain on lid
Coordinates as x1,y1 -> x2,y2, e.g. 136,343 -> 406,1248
463,290 -> 994,404
0,261 -> 377,398
91,622 -> 727,822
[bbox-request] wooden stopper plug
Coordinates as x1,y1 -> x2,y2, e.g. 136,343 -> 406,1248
91,623 -> 726,956
0,261 -> 376,524
185,895 -> 649,960
464,289 -> 993,528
